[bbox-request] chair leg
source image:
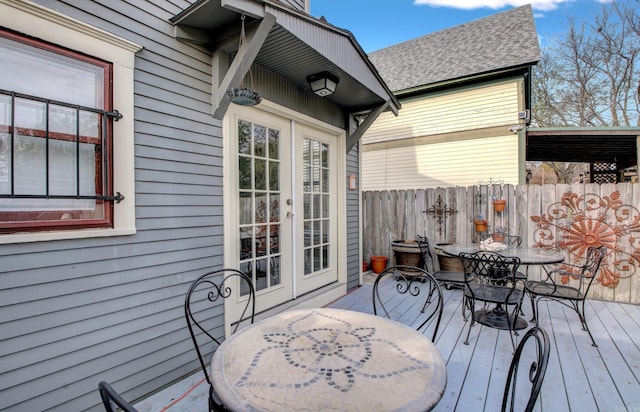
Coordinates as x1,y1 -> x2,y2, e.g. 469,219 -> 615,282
464,301 -> 475,345
529,294 -> 538,324
461,296 -> 469,321
512,303 -> 521,337
577,300 -> 598,347
506,308 -> 517,352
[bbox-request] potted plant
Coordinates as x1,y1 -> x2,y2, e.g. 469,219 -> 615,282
493,199 -> 507,212
370,255 -> 388,274
474,213 -> 487,232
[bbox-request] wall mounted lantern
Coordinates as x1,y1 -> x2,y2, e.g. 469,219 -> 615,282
307,71 -> 339,97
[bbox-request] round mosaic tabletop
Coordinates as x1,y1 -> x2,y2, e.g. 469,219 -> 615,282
211,308 -> 447,411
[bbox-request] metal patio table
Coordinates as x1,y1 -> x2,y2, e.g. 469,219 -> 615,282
435,244 -> 565,330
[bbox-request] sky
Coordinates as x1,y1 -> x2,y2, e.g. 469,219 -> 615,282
309,0 -> 614,52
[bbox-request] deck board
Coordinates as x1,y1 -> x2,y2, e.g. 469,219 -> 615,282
135,281 -> 640,412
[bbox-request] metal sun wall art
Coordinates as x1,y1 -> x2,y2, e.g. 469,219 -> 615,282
425,195 -> 457,236
531,190 -> 640,289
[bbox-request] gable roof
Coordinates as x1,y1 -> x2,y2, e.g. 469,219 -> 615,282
369,5 -> 541,93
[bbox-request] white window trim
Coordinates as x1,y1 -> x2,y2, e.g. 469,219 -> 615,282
0,0 -> 142,244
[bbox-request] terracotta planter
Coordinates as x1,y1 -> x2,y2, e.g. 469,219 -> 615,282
362,261 -> 369,272
474,219 -> 488,232
493,199 -> 507,212
370,256 -> 388,274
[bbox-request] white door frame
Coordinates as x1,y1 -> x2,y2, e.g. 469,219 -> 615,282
223,99 -> 347,329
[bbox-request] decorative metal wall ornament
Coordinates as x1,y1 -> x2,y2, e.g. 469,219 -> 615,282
531,190 -> 640,288
424,195 -> 457,236
228,15 -> 261,106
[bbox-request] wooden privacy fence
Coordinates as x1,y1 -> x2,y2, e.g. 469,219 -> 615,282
362,183 -> 640,304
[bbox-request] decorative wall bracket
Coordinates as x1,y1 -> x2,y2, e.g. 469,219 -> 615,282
424,195 -> 457,236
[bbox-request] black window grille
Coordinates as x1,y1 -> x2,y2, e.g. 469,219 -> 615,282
0,89 -> 124,203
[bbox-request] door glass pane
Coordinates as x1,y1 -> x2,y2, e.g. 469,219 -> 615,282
239,226 -> 253,260
238,118 -> 281,292
304,248 -> 312,275
269,161 -> 279,190
256,225 -> 267,257
239,192 -> 251,225
271,256 -> 281,286
321,143 -> 329,167
255,193 -> 267,224
238,120 -> 251,155
302,137 -> 330,275
255,159 -> 266,191
303,193 -> 311,219
239,156 -> 251,190
254,125 -> 266,157
268,129 -> 279,159
270,223 -> 280,254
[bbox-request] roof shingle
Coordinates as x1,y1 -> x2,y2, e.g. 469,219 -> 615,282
369,5 -> 541,93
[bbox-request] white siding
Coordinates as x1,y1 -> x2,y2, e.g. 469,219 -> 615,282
363,80 -> 521,144
362,134 -> 519,190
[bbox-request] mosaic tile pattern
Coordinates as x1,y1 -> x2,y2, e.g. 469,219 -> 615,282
211,308 -> 446,411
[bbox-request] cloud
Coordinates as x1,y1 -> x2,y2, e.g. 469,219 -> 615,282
413,0 -> 573,12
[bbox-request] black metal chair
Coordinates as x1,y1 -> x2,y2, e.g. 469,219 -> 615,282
505,235 -> 527,281
525,245 -> 607,347
501,326 -> 550,412
416,235 -> 466,290
506,235 -> 522,247
459,251 -> 524,350
185,268 -> 256,411
372,265 -> 444,341
98,381 -> 138,412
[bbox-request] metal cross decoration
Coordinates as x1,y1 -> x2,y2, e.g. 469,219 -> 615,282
424,194 -> 457,236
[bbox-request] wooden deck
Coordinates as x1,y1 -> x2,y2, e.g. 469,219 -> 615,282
135,278 -> 640,411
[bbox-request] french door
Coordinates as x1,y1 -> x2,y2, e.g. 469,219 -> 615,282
224,104 -> 339,316
294,123 -> 338,295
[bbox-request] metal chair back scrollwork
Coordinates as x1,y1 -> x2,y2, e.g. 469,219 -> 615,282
98,381 -> 138,412
459,251 -> 524,350
184,268 -> 256,411
372,265 -> 444,341
501,326 -> 550,412
525,245 -> 607,347
507,235 -> 528,283
506,235 -> 522,247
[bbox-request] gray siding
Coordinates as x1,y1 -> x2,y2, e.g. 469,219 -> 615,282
1,1 -> 359,411
1,0 -> 220,410
346,143 -> 361,291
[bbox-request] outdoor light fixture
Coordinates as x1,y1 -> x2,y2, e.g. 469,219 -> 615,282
307,71 -> 339,97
